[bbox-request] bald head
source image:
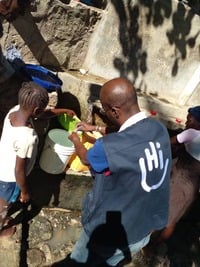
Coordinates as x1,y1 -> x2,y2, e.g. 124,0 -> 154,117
100,77 -> 139,113
99,78 -> 140,126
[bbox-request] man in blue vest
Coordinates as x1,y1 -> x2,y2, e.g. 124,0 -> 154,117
59,77 -> 172,266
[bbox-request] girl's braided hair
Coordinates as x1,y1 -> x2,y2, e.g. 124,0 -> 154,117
18,81 -> 49,110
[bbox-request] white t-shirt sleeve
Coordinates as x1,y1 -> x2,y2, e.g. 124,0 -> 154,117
177,129 -> 200,144
13,130 -> 38,159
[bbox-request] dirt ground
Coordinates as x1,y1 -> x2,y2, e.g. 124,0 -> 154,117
69,198 -> 200,267
28,166 -> 200,267
0,151 -> 200,267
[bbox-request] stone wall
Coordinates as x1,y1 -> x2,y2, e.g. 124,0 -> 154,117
0,0 -> 200,129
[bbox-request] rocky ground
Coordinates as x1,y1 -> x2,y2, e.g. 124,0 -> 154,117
0,165 -> 200,267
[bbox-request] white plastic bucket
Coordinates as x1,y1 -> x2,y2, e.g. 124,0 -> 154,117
39,129 -> 75,174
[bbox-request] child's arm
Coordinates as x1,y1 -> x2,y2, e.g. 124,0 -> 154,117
15,156 -> 30,203
39,108 -> 76,120
170,135 -> 178,145
170,134 -> 185,158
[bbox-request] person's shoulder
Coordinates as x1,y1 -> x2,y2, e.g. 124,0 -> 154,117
145,117 -> 165,127
145,117 -> 170,135
15,127 -> 37,146
178,128 -> 200,140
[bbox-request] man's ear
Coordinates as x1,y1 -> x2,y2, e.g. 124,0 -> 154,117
111,106 -> 120,119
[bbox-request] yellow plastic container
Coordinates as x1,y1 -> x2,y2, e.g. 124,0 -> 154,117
68,131 -> 102,172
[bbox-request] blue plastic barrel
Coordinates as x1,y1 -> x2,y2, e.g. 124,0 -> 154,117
21,64 -> 63,92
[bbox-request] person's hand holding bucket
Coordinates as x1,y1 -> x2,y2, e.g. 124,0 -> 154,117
64,109 -> 77,118
75,121 -> 96,132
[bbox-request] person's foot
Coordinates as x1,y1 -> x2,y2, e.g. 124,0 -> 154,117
142,244 -> 155,258
0,216 -> 16,238
0,225 -> 16,237
142,241 -> 168,259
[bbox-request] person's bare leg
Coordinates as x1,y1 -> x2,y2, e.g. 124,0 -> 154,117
0,198 -> 15,237
0,197 -> 8,227
142,225 -> 176,257
0,0 -> 19,16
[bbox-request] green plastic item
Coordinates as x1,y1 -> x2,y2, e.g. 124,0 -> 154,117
58,114 -> 80,132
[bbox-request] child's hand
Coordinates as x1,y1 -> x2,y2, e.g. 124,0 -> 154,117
19,191 -> 31,204
65,109 -> 76,117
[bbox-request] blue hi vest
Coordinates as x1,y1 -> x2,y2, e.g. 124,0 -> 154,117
82,118 -> 172,245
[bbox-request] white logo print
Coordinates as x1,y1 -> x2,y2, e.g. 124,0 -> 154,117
139,142 -> 169,192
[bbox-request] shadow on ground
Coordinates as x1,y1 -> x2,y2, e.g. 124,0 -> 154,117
1,164 -> 200,267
